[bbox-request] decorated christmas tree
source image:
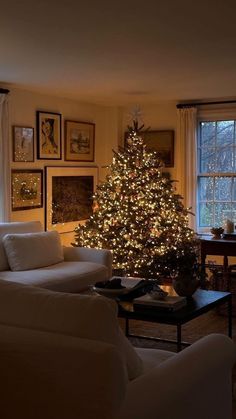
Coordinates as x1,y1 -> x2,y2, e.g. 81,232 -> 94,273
73,119 -> 197,279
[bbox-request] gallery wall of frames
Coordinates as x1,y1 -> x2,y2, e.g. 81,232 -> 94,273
10,99 -> 176,243
11,110 -> 97,235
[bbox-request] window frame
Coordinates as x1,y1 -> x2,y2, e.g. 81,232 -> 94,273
196,108 -> 236,233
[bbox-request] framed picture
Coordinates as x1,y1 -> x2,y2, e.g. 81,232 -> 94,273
12,126 -> 34,162
45,166 -> 98,233
161,171 -> 171,179
37,111 -> 62,160
11,169 -> 43,211
125,130 -> 174,167
65,120 -> 95,162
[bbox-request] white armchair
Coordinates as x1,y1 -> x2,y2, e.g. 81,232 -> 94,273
63,245 -> 113,278
0,279 -> 235,419
0,221 -> 112,292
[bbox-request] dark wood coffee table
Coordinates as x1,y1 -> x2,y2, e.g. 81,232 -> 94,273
118,287 -> 232,352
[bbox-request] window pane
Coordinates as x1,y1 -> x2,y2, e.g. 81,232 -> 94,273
222,209 -> 233,220
230,205 -> 236,224
215,148 -> 234,172
234,153 -> 236,171
198,118 -> 236,231
199,177 -> 214,201
216,120 -> 234,146
232,179 -> 236,201
200,122 -> 215,146
199,202 -> 214,227
215,177 -> 231,201
215,203 -> 232,226
199,147 -> 215,173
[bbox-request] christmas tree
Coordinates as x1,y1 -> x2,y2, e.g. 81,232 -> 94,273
73,120 -> 197,279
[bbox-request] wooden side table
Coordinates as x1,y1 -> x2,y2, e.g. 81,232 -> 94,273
200,235 -> 236,272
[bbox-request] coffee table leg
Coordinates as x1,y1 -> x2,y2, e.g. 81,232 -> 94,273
228,295 -> 232,338
177,324 -> 182,352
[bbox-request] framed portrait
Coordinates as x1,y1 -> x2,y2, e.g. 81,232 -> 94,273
65,120 -> 95,162
37,111 -> 62,160
125,130 -> 174,167
11,169 -> 43,211
12,126 -> 34,162
45,166 -> 98,233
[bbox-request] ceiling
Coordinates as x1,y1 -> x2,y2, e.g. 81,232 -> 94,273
1,0 -> 236,106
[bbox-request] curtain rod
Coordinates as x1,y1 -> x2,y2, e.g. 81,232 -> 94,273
176,99 -> 236,109
0,88 -> 9,94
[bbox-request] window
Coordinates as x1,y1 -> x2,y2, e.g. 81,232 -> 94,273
197,119 -> 236,231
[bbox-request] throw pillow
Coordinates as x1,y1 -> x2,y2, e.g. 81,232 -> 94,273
0,221 -> 43,271
2,231 -> 64,271
0,280 -> 143,380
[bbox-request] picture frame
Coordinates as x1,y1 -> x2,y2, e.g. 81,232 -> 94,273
45,166 -> 98,233
161,171 -> 171,179
36,111 -> 62,160
11,169 -> 43,211
64,120 -> 95,162
12,126 -> 34,162
125,130 -> 174,167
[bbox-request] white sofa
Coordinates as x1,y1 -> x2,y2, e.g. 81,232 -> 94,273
0,221 -> 112,292
0,279 -> 235,419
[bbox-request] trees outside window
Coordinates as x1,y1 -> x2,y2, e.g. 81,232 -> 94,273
197,119 -> 236,231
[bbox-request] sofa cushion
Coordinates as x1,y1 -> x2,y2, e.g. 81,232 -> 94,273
0,221 -> 43,271
2,231 -> 64,271
0,261 -> 108,292
0,280 -> 143,380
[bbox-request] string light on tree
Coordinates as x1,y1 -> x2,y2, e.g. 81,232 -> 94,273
73,119 -> 196,278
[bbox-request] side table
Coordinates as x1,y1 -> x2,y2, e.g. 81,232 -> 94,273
200,235 -> 236,273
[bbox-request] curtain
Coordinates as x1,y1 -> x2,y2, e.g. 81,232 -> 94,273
0,93 -> 10,221
176,107 -> 197,231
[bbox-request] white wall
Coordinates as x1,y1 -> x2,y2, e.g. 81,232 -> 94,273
9,87 -> 119,245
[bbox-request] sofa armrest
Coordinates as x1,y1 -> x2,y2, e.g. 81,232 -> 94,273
63,246 -> 113,278
0,324 -> 126,419
117,334 -> 236,419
